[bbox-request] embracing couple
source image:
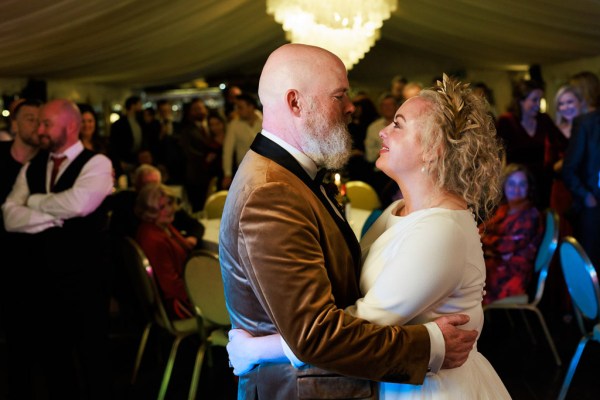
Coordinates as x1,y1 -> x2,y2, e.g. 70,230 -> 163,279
219,43 -> 511,399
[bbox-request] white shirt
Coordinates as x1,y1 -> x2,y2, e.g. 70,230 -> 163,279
2,141 -> 114,233
223,116 -> 263,176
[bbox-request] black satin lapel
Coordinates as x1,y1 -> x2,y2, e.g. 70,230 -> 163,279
250,134 -> 361,268
250,133 -> 314,187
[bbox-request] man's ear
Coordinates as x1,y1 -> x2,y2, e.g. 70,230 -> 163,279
286,89 -> 302,116
67,119 -> 80,138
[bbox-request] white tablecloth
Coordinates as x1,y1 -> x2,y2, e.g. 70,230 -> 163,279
200,218 -> 220,252
349,207 -> 372,240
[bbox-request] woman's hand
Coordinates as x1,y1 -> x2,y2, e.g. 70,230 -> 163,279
184,236 -> 198,248
227,329 -> 258,376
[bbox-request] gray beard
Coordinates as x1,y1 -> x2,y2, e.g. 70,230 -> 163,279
300,105 -> 351,170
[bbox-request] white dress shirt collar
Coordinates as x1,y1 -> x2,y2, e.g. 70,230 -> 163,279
260,129 -> 318,180
50,140 -> 84,162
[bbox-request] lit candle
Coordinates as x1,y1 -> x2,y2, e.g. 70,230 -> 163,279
334,173 -> 341,188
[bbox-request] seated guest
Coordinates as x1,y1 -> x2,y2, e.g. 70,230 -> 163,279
479,163 -> 544,305
134,183 -> 194,319
109,163 -> 204,246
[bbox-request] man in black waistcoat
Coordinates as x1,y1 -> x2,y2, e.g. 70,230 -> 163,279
2,99 -> 114,400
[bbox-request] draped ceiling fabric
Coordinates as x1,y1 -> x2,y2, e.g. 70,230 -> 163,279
0,0 -> 599,89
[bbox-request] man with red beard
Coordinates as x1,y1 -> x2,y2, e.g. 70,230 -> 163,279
3,99 -> 114,399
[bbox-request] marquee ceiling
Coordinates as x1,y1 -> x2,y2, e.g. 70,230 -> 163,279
1,0 -> 599,89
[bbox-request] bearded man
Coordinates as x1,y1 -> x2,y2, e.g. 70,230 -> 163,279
219,44 -> 476,400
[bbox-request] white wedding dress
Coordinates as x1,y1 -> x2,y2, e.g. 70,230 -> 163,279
346,200 -> 511,399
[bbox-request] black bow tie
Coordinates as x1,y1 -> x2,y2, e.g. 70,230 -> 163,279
314,169 -> 328,185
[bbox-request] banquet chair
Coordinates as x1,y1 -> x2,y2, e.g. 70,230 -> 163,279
184,249 -> 231,400
202,190 -> 228,219
483,209 -> 562,366
345,181 -> 381,211
361,209 -> 383,238
121,237 -> 198,400
557,236 -> 600,400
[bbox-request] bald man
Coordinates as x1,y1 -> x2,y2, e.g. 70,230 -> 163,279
220,44 -> 477,399
3,99 -> 114,399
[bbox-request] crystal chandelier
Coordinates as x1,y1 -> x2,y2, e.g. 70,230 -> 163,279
267,0 -> 397,70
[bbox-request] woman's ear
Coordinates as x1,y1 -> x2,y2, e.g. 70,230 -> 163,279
286,89 -> 302,116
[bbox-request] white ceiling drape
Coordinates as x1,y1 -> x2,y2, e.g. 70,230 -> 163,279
0,0 -> 599,88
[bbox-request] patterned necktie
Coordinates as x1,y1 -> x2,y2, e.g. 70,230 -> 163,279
50,155 -> 67,189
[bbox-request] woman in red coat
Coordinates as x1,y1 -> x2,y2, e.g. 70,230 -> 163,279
134,183 -> 194,319
480,164 -> 544,305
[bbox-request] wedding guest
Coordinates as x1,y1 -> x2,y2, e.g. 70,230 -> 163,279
207,112 -> 227,190
179,98 -> 215,211
569,70 -> 600,113
496,79 -> 563,209
109,95 -> 146,179
221,94 -> 261,189
0,98 -> 41,399
562,100 -> 600,269
480,163 -> 544,305
3,99 -> 114,399
134,183 -> 194,319
109,163 -> 205,245
550,85 -> 586,234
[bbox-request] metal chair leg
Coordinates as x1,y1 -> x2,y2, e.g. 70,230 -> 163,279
131,322 -> 152,384
532,308 -> 562,366
188,343 -> 207,400
158,335 -> 185,400
558,335 -> 590,400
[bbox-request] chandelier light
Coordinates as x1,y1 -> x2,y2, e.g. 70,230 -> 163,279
267,0 -> 397,70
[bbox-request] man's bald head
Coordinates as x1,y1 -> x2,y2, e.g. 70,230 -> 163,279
38,99 -> 82,153
258,44 -> 346,109
256,44 -> 354,169
258,44 -> 351,145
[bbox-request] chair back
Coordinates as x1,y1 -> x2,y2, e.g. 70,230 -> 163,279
559,236 -> 600,321
185,250 -> 231,326
535,209 -> 559,273
121,237 -> 176,332
361,209 -> 383,238
203,190 -> 228,219
345,181 -> 381,211
530,209 -> 559,303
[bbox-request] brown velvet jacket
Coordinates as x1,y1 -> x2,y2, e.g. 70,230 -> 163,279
219,134 -> 430,399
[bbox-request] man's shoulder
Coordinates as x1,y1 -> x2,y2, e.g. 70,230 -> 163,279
576,110 -> 600,127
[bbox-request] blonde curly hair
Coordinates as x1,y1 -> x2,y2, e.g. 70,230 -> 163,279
418,74 -> 504,221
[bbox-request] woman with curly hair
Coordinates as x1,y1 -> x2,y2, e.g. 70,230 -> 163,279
227,75 -> 510,398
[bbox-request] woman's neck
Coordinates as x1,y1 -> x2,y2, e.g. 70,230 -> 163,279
396,180 -> 466,216
559,120 -> 572,139
521,115 -> 537,137
507,198 -> 531,213
82,137 -> 93,150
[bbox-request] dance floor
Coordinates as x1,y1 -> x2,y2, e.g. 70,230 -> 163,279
1,297 -> 598,399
